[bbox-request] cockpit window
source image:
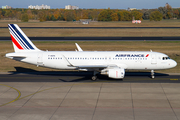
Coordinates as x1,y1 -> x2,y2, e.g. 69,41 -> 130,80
162,57 -> 170,60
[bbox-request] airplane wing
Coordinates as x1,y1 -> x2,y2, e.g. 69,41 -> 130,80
74,64 -> 125,69
74,65 -> 108,69
74,63 -> 127,69
62,54 -> 127,69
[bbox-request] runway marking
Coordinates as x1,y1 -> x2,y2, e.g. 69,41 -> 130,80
0,84 -> 21,107
18,82 -> 102,100
0,82 -> 100,107
1,77 -> 175,107
0,80 -> 179,108
18,84 -> 72,100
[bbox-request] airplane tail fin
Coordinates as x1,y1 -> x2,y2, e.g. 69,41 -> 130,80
8,24 -> 41,52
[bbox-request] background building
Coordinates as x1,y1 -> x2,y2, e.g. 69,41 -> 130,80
2,5 -> 12,9
28,4 -> 50,10
65,5 -> 79,10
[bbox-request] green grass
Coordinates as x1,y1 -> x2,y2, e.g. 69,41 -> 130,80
0,28 -> 180,37
0,19 -> 180,27
0,19 -> 180,37
0,41 -> 179,73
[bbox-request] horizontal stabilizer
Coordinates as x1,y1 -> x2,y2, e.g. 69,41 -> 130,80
6,53 -> 26,58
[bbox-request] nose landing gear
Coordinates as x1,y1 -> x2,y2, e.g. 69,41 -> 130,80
151,70 -> 155,79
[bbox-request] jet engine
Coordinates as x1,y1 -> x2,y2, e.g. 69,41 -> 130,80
101,68 -> 125,79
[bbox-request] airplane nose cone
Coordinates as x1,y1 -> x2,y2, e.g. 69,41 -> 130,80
171,60 -> 177,68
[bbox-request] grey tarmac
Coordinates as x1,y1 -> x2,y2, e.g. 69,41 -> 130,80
0,73 -> 180,120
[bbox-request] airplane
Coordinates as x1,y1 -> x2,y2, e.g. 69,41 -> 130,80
6,24 -> 177,80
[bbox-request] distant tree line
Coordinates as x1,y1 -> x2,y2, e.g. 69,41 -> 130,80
0,4 -> 179,22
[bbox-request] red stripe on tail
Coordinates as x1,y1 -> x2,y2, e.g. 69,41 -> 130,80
10,34 -> 24,50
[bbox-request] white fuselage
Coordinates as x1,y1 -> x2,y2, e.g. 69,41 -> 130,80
6,51 -> 177,71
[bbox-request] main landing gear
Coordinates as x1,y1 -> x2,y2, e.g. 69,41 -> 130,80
91,71 -> 98,81
151,70 -> 155,79
92,76 -> 97,81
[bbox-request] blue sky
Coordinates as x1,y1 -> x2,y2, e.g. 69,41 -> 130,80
1,0 -> 180,9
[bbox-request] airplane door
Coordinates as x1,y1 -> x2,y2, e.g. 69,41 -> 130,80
37,53 -> 43,66
151,54 -> 157,64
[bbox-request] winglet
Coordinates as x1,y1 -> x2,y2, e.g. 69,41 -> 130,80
75,43 -> 83,51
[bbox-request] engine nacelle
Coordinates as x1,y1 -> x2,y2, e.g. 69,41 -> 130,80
101,68 -> 125,79
108,68 -> 125,79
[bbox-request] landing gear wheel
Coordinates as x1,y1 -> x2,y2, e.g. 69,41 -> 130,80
151,70 -> 155,79
92,76 -> 97,81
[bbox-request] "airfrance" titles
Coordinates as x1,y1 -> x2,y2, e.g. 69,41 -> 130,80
115,54 -> 145,57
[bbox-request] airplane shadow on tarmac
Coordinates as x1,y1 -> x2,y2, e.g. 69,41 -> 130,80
6,67 -> 170,82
